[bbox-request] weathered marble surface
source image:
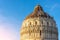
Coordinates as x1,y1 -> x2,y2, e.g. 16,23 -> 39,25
20,5 -> 58,40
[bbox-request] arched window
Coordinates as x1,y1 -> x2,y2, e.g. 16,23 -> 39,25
47,22 -> 49,26
42,21 -> 43,24
30,22 -> 31,25
40,30 -> 41,36
35,21 -> 37,25
49,22 -> 51,26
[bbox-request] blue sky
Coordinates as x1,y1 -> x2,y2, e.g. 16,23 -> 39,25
0,0 -> 60,40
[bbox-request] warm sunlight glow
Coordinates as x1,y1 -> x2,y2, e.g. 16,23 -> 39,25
0,27 -> 15,40
0,15 -> 19,40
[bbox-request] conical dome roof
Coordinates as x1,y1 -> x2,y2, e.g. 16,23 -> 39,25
25,5 -> 52,20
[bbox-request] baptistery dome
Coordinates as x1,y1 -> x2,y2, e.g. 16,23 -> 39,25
20,5 -> 58,40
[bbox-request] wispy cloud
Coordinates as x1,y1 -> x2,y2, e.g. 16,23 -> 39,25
50,3 -> 59,11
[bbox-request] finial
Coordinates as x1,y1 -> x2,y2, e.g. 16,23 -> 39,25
34,5 -> 43,12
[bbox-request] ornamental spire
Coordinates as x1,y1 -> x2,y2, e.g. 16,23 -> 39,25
34,5 -> 43,12
25,5 -> 52,20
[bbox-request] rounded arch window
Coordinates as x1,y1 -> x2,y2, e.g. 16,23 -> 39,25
35,21 -> 37,25
41,20 -> 43,24
35,20 -> 40,25
30,22 -> 31,25
47,22 -> 49,26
